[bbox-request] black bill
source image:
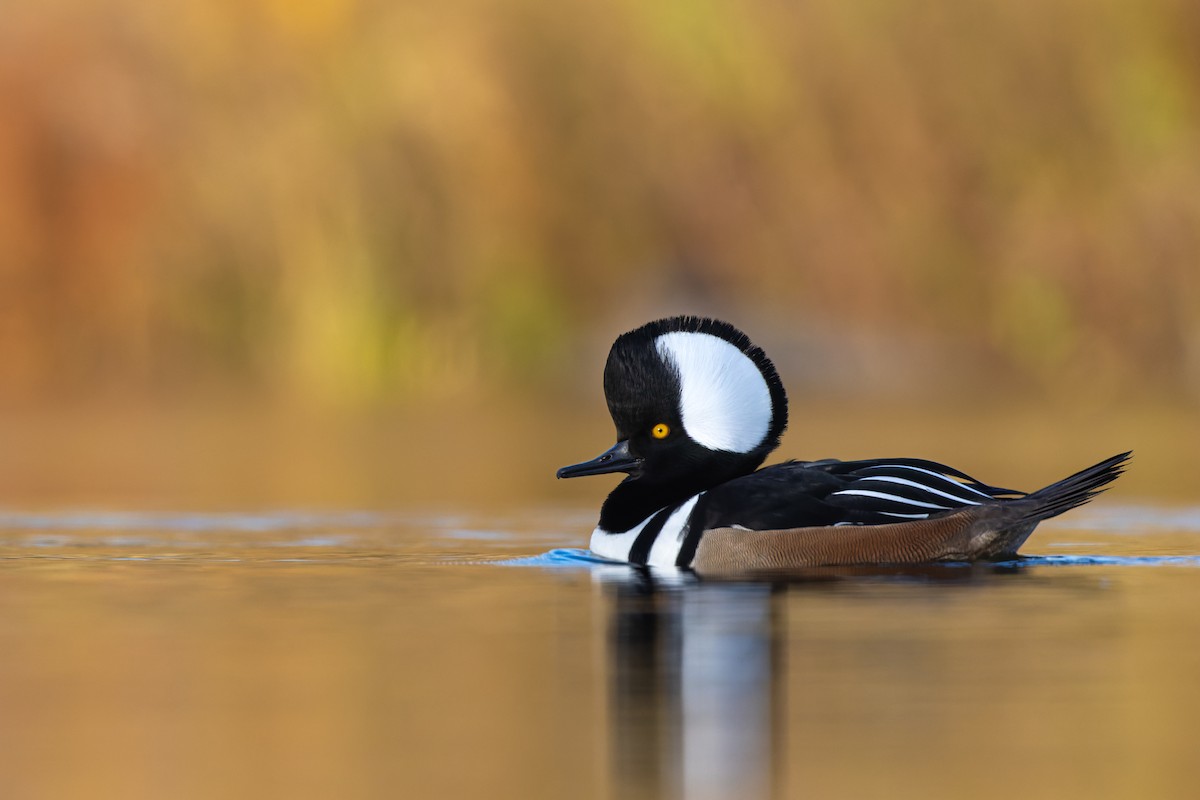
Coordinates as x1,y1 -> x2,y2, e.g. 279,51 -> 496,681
556,440 -> 641,479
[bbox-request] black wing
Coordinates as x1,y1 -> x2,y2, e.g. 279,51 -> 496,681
698,457 -> 1025,531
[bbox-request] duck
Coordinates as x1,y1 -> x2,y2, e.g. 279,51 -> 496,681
557,316 -> 1130,575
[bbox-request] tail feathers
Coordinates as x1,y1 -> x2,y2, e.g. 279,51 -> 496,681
1018,451 -> 1131,523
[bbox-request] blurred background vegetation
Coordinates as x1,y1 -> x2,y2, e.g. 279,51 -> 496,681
1,0 -> 1198,506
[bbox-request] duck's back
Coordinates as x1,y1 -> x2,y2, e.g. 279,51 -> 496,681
685,453 -> 1127,574
698,457 -> 1022,531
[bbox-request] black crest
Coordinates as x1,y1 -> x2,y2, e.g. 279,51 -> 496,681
603,316 -> 789,457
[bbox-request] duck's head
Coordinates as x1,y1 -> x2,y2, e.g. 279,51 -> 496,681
558,316 -> 788,495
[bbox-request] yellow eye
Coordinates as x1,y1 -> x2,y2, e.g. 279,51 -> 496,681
651,423 -> 670,439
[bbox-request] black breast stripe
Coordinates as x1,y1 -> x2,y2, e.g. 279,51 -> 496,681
674,495 -> 708,568
627,505 -> 675,565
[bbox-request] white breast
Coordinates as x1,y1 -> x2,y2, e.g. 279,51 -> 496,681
589,519 -> 650,562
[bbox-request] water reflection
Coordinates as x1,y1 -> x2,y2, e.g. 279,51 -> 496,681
604,574 -> 783,800
598,562 -> 1040,800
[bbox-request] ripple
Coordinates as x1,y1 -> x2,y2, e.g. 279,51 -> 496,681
1013,554 -> 1200,567
495,548 -> 615,567
0,510 -> 392,533
496,549 -> 1200,572
2,506 -> 1200,570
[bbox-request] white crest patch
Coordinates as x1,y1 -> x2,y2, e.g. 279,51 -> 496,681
655,331 -> 773,453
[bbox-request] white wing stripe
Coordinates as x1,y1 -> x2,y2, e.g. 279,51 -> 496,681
856,475 -> 982,506
861,464 -> 994,499
831,489 -> 949,510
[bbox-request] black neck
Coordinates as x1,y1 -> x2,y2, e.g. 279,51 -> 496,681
598,479 -> 699,533
597,454 -> 763,533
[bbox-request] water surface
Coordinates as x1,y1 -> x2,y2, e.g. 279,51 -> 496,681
0,504 -> 1198,799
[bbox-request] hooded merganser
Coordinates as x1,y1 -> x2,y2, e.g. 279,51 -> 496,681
557,316 -> 1130,574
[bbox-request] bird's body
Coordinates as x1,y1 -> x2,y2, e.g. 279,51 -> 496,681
558,316 -> 1129,576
